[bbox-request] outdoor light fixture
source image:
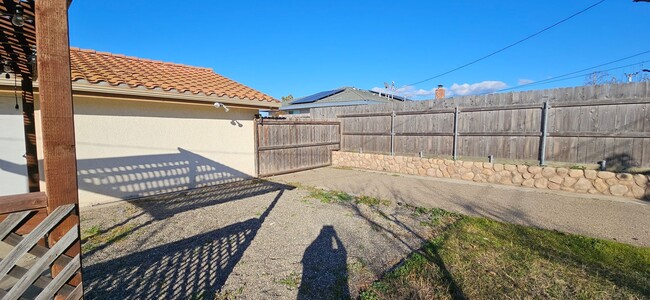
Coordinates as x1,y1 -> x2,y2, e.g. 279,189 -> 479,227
213,102 -> 229,112
11,3 -> 24,27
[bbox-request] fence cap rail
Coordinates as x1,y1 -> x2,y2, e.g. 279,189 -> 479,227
0,192 -> 47,215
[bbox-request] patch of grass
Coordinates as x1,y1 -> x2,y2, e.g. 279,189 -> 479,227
82,225 -> 101,240
362,215 -> 650,299
276,272 -> 301,290
305,186 -> 390,207
355,195 -> 391,207
570,165 -> 587,170
308,189 -> 355,204
81,223 -> 136,253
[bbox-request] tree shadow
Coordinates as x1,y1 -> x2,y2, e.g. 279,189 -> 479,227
603,153 -> 643,173
298,225 -> 350,300
84,183 -> 292,300
346,202 -> 467,300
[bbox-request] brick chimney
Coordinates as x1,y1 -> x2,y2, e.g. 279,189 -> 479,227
435,84 -> 445,99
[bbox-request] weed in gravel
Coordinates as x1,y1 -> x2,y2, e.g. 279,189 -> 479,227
305,186 -> 389,207
355,195 -> 390,207
82,225 -> 101,240
189,290 -> 208,300
348,259 -> 366,273
277,272 -> 301,290
216,285 -> 245,300
308,189 -> 354,204
333,166 -> 353,170
82,223 -> 137,253
299,197 -> 312,205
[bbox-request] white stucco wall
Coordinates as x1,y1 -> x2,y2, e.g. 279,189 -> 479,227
0,95 -> 28,195
34,96 -> 258,206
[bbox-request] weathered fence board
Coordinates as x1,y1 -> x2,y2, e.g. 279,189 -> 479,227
313,82 -> 650,168
256,120 -> 340,177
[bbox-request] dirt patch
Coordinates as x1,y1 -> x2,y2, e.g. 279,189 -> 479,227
81,179 -> 444,299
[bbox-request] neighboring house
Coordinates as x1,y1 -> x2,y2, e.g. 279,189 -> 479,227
278,87 -> 408,117
0,48 -> 280,206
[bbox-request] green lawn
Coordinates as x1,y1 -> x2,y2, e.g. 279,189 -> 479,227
361,211 -> 650,300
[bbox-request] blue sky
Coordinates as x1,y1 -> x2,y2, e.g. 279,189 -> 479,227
69,1 -> 650,100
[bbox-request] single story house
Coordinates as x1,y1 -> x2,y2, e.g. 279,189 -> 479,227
277,87 -> 409,117
0,48 -> 280,206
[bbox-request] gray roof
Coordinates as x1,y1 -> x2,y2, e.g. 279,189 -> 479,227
280,87 -> 408,110
280,100 -> 387,111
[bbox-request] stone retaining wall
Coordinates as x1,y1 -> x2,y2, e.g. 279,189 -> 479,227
332,151 -> 650,200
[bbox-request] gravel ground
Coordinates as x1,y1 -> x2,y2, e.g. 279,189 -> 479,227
81,179 -> 437,299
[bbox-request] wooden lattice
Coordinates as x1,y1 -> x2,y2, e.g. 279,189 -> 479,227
0,204 -> 82,300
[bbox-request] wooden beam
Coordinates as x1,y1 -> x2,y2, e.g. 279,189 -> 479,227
21,78 -> 40,192
257,141 -> 340,151
0,192 -> 47,214
34,0 -> 82,291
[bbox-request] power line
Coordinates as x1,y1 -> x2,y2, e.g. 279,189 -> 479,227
489,60 -> 649,94
406,0 -> 607,87
496,49 -> 650,92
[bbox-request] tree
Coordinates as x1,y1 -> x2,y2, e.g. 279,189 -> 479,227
584,71 -> 612,86
281,94 -> 294,103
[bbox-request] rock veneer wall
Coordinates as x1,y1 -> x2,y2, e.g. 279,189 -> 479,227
332,151 -> 650,200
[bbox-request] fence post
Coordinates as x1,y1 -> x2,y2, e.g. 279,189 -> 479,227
390,111 -> 395,156
453,106 -> 459,160
539,101 -> 550,166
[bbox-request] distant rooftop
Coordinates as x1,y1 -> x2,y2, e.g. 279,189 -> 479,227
281,87 -> 408,111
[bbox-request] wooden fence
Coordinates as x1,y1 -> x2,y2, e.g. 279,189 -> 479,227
0,193 -> 83,299
256,119 -> 341,177
315,83 -> 650,168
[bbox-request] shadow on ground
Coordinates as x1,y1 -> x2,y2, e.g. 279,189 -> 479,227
298,225 -> 350,300
83,179 -> 294,300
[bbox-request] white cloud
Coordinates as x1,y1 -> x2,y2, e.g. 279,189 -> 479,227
371,80 -> 507,99
518,79 -> 534,85
448,81 -> 507,96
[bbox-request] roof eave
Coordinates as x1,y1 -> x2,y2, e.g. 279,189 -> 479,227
0,79 -> 281,109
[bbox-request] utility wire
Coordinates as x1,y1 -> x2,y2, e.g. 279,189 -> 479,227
484,60 -> 649,94
406,0 -> 607,87
496,50 -> 650,92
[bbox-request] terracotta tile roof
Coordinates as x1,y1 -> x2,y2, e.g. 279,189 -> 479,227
69,48 -> 277,103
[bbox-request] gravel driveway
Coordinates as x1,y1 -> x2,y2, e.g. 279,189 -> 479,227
80,179 -> 436,299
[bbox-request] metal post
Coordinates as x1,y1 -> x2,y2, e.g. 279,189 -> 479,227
390,111 -> 395,156
539,101 -> 550,166
453,106 -> 459,160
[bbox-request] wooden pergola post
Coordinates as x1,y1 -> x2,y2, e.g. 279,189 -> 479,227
34,0 -> 82,286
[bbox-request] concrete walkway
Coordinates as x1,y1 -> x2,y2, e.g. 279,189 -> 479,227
273,167 -> 650,247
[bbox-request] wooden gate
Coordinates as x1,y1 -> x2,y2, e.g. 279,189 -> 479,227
255,119 -> 340,177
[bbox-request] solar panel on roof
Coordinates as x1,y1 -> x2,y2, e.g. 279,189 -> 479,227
290,88 -> 345,104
